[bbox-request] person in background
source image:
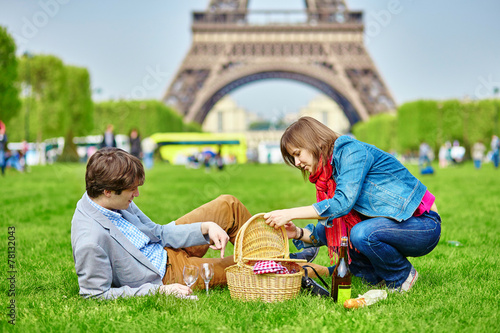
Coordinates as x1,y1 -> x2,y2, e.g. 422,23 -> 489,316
141,137 -> 157,169
450,140 -> 465,164
203,153 -> 211,172
438,143 -> 449,168
0,120 -> 7,176
129,128 -> 142,160
418,141 -> 432,169
264,117 -> 441,292
215,151 -> 224,171
445,141 -> 453,165
491,135 -> 499,168
471,140 -> 486,169
20,140 -> 29,172
100,124 -> 116,148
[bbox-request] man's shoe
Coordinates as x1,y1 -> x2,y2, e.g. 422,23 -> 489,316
290,246 -> 319,263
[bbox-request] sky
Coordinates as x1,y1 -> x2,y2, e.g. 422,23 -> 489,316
1,0 -> 499,119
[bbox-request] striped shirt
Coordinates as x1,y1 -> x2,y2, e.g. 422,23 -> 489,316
86,194 -> 167,278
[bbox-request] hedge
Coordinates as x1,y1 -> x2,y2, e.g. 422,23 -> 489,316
352,99 -> 500,156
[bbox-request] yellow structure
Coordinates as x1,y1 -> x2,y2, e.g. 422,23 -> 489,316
149,132 -> 247,165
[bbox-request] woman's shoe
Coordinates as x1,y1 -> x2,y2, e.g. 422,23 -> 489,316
388,266 -> 418,293
290,246 -> 319,262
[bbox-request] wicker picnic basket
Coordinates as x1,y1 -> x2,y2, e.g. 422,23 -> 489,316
225,213 -> 305,302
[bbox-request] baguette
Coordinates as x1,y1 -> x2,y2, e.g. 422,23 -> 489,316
344,297 -> 367,309
344,290 -> 387,309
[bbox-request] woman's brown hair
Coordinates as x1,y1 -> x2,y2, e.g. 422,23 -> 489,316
86,148 -> 145,198
280,116 -> 340,178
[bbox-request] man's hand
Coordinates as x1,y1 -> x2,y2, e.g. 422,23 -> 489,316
159,283 -> 192,297
201,222 -> 230,258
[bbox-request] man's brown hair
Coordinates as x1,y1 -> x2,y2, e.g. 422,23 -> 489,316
86,147 -> 145,198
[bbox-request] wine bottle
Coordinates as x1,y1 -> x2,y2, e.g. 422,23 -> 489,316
331,236 -> 351,304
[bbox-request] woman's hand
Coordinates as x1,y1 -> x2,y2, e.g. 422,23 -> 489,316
265,206 -> 322,229
284,221 -> 298,239
201,222 -> 230,258
159,283 -> 192,297
264,210 -> 293,228
264,213 -> 301,239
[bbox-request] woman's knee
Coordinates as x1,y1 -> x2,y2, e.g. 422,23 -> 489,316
349,224 -> 369,248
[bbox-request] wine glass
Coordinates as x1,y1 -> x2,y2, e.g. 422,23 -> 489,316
200,263 -> 214,296
183,265 -> 199,289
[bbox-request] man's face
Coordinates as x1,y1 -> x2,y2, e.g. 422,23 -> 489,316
106,183 -> 140,211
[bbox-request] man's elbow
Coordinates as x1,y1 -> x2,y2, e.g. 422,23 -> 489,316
79,287 -> 109,300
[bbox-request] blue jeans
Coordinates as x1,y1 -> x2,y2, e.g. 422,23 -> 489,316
493,150 -> 499,168
312,211 -> 441,288
144,152 -> 154,169
419,155 -> 431,168
0,150 -> 5,175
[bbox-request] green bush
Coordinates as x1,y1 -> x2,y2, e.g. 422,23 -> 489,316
352,112 -> 397,152
355,99 -> 500,155
396,100 -> 439,153
440,100 -> 463,146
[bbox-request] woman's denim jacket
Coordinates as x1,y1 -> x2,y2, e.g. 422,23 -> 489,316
295,135 -> 427,249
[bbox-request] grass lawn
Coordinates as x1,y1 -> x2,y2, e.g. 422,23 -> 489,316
1,161 -> 499,332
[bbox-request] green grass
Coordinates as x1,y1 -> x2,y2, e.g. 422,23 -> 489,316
1,162 -> 499,332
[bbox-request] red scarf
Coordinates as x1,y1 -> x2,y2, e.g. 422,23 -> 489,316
309,156 -> 361,264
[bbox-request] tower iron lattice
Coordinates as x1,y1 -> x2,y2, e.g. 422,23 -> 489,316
162,0 -> 396,125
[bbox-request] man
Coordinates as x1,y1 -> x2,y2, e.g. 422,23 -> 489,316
492,135 -> 499,168
100,124 -> 116,148
71,147 -> 253,299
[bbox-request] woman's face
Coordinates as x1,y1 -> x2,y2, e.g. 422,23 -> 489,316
287,145 -> 316,173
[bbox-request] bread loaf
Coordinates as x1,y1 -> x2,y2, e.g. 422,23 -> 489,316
343,297 -> 367,309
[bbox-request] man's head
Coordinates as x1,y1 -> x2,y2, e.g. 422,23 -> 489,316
86,148 -> 145,199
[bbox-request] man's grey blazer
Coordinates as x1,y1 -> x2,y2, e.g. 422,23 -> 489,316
71,193 -> 209,299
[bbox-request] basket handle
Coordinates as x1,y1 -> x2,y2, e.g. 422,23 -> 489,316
233,213 -> 255,263
234,213 -> 290,263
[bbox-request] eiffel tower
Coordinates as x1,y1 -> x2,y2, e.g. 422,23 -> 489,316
162,0 -> 396,126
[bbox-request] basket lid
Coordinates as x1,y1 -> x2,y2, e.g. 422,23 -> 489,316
234,213 -> 291,263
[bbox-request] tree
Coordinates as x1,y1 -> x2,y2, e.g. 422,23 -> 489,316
18,54 -> 68,142
58,65 -> 94,162
0,26 -> 21,123
93,100 -> 199,136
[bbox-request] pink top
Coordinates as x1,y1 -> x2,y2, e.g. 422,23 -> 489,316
413,190 -> 435,216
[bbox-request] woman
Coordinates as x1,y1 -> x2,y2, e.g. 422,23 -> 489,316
264,117 -> 441,292
129,128 -> 143,159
